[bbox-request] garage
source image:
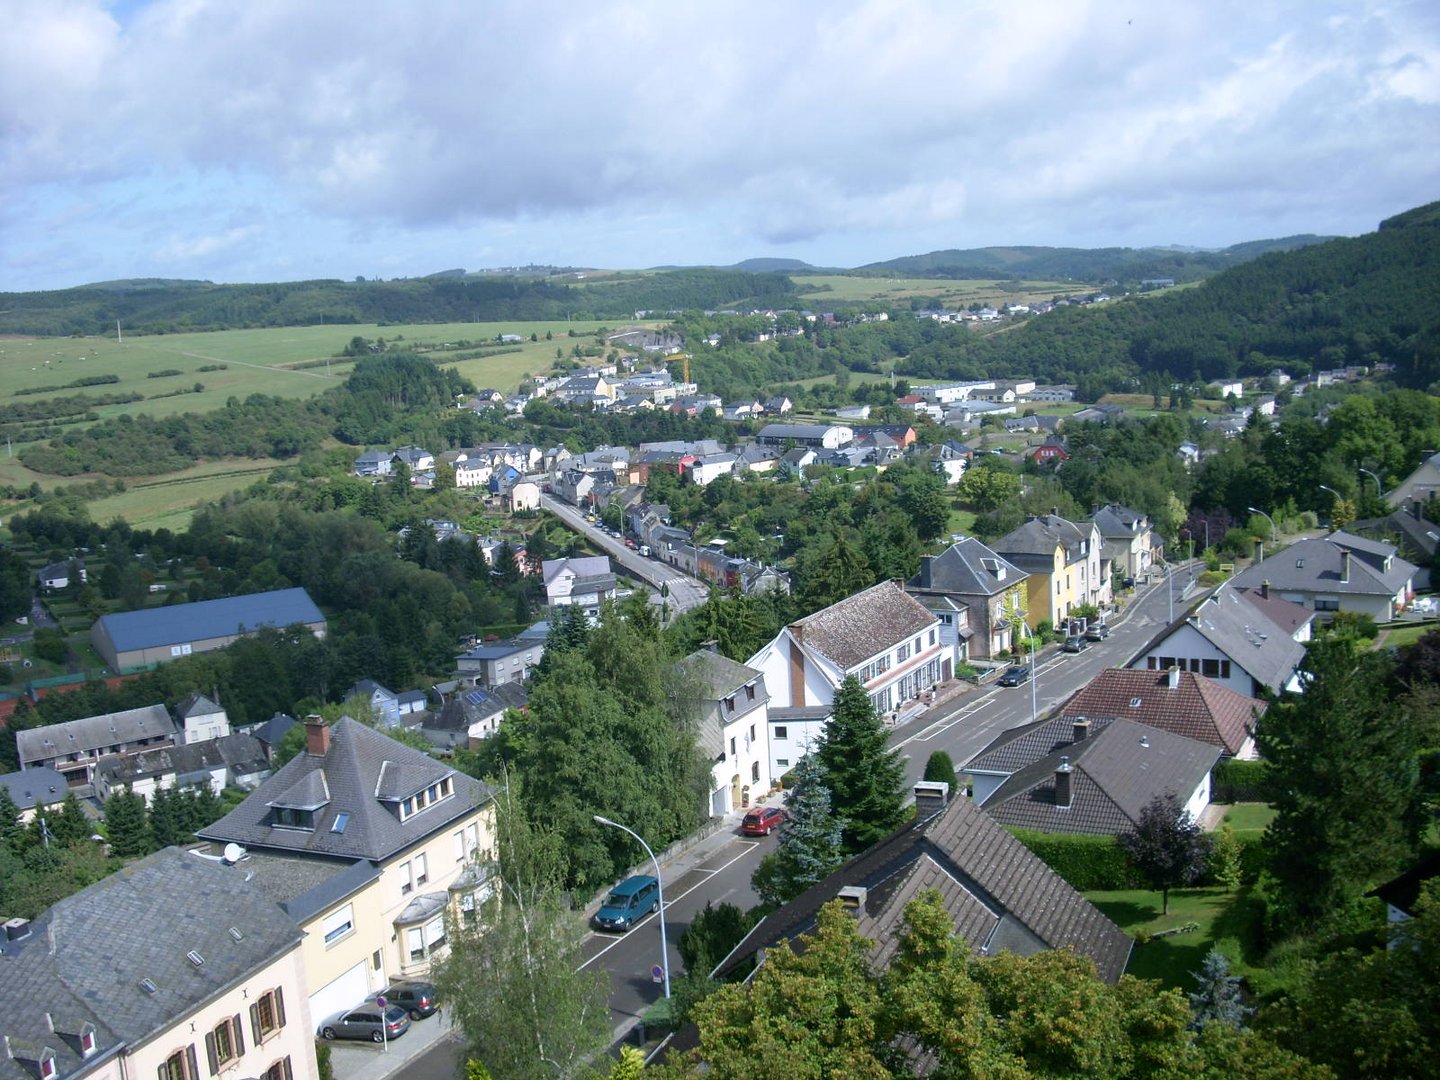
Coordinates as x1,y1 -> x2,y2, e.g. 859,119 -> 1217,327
309,961 -> 372,1028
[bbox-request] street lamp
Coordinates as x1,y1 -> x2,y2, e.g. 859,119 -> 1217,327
593,815 -> 670,999
1247,506 -> 1277,543
1024,619 -> 1038,724
1358,468 -> 1382,497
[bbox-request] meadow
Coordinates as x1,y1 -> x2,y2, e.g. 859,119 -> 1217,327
790,273 -> 1093,308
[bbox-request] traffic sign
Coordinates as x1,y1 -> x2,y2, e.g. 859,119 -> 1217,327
651,965 -> 664,984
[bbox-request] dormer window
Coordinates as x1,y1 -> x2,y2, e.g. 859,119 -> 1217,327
271,807 -> 315,829
39,1052 -> 57,1080
79,1028 -> 95,1056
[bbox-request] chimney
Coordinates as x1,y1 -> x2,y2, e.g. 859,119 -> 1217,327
1253,540 -> 1264,562
1260,580 -> 1270,600
1051,506 -> 1059,519
304,714 -> 330,756
1072,718 -> 1091,743
700,639 -> 720,653
919,555 -> 934,588
1054,756 -> 1073,809
1166,665 -> 1181,690
913,781 -> 950,816
4,917 -> 32,942
837,885 -> 868,913
1340,548 -> 1351,584
1414,499 -> 1424,521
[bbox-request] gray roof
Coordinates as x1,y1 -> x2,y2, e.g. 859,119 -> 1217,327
458,640 -> 527,661
174,691 -> 223,720
788,581 -> 937,671
0,848 -> 302,1080
719,792 -> 1132,984
541,555 -> 611,586
1229,531 -> 1416,598
17,704 -> 175,768
216,849 -> 379,924
1350,509 -> 1440,566
98,733 -> 270,788
991,514 -> 1090,567
909,538 -> 1025,599
198,717 -> 494,862
757,423 -> 846,439
250,713 -> 297,749
681,649 -> 764,701
1089,503 -> 1149,540
978,718 -> 1223,836
0,766 -> 69,812
95,587 -> 325,653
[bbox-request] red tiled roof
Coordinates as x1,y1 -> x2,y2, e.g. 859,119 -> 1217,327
1058,668 -> 1263,756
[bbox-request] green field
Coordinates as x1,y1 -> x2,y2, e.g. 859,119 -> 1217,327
791,273 -> 1093,308
1086,886 -> 1235,988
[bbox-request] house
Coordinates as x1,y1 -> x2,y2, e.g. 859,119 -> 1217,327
1089,503 -> 1161,583
37,559 -> 85,591
834,404 -> 871,421
0,847 -> 317,1080
1210,381 -> 1244,399
1228,531 -> 1417,623
175,691 -> 230,744
390,445 -> 435,472
763,395 -> 793,415
1127,583 -> 1312,699
685,452 -> 738,486
422,683 -> 528,750
353,449 -> 393,477
346,678 -> 400,726
755,423 -> 854,450
965,716 -> 1222,835
682,648 -> 771,816
779,446 -> 818,477
95,732 -> 272,804
16,703 -> 177,786
1369,851 -> 1440,933
746,581 -> 942,776
991,514 -> 1108,628
91,587 -> 327,670
455,638 -> 545,687
907,538 -> 1028,660
508,478 -> 541,513
914,380 -> 996,405
0,766 -> 69,823
1388,450 -> 1440,509
716,782 -> 1132,984
198,717 -> 497,1023
1349,501 -> 1440,590
1071,405 -> 1125,424
1058,666 -> 1266,759
1027,436 -> 1070,465
541,555 -> 616,617
246,713 -> 298,762
1029,385 -> 1076,402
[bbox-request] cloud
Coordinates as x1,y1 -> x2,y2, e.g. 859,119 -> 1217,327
2,0 -> 1438,288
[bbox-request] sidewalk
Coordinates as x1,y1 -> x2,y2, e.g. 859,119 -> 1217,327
326,1011 -> 460,1080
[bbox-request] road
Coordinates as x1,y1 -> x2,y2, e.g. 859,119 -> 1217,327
538,493 -> 709,619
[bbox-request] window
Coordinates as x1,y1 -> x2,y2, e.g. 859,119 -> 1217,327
745,684 -> 756,701
321,903 -> 354,946
250,988 -> 286,1043
776,758 -> 790,769
413,853 -> 428,887
407,915 -> 447,962
774,726 -> 787,740
751,761 -> 760,783
271,807 -> 314,830
159,1046 -> 198,1080
748,724 -> 755,742
259,1059 -> 293,1080
39,1054 -> 56,1080
1315,598 -> 1340,611
206,1015 -> 245,1073
897,643 -> 910,662
331,813 -> 350,834
1201,658 -> 1221,678
929,629 -> 936,645
400,860 -> 414,895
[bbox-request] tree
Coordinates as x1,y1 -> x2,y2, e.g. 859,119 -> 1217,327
1257,635 -> 1426,932
922,750 -> 956,785
0,550 -> 32,623
1208,823 -> 1245,893
103,788 -> 152,858
0,786 -> 23,853
1189,949 -> 1250,1031
270,724 -> 308,769
677,900 -> 754,976
147,785 -> 191,849
751,755 -> 842,907
1117,793 -> 1210,915
817,676 -> 907,852
434,782 -> 611,1080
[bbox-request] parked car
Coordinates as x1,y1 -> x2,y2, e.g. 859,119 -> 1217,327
1084,623 -> 1110,642
591,874 -> 660,932
1061,636 -> 1088,653
368,979 -> 439,1020
319,1004 -> 410,1043
997,665 -> 1031,687
741,806 -> 787,836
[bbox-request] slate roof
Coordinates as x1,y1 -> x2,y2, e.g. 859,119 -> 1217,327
978,718 -> 1223,836
198,717 -> 494,862
250,713 -> 297,750
1128,584 -> 1309,697
1228,531 -> 1416,598
0,848 -> 302,1080
717,793 -> 1132,984
788,580 -> 938,671
909,537 -> 1025,598
0,766 -> 69,812
681,649 -> 764,701
992,514 -> 1090,569
97,733 -> 270,788
1349,509 -> 1440,569
1057,668 -> 1263,757
16,704 -> 176,768
1089,503 -> 1149,540
175,692 -> 222,720
541,555 -> 611,586
1369,850 -> 1440,917
95,587 -> 325,653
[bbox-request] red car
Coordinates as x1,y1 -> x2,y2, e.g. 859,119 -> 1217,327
741,806 -> 787,836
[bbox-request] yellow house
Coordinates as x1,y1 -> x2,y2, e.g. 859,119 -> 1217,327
0,847 -> 316,1080
198,717 -> 497,1026
992,514 -> 1108,628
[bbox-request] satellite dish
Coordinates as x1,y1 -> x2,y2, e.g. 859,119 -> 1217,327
223,843 -> 246,864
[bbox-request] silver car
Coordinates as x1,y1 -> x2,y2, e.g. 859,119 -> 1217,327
318,1004 -> 411,1043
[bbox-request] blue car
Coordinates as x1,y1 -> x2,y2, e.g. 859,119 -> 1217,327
591,874 -> 659,932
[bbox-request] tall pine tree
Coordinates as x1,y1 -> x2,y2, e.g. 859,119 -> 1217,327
752,754 -> 843,906
818,676 -> 907,852
104,788 -> 153,858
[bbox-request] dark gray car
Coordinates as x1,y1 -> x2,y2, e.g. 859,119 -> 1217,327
368,979 -> 440,1019
318,1004 -> 411,1043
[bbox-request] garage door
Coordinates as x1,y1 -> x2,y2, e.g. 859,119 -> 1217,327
310,961 -> 371,1029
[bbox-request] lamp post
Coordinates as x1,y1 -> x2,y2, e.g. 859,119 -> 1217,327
1247,506 -> 1276,560
1318,485 -> 1340,526
1024,618 -> 1038,724
1358,468 -> 1382,497
593,815 -> 670,999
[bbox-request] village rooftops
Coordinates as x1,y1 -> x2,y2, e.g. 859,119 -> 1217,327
1057,667 -> 1263,757
788,580 -> 937,671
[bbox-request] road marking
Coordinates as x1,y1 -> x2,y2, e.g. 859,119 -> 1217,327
896,698 -> 996,746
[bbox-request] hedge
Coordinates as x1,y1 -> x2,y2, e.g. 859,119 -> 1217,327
1212,759 -> 1275,803
1008,829 -> 1136,891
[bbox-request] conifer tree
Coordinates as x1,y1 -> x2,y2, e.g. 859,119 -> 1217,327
1188,948 -> 1250,1030
104,788 -> 153,858
818,676 -> 907,852
0,786 -> 22,853
752,754 -> 842,906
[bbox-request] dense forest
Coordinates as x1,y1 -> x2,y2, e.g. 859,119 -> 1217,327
0,269 -> 799,337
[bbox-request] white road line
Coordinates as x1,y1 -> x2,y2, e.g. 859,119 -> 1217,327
896,698 -> 997,747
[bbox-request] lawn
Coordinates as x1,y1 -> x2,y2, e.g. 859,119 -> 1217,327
790,273 -> 1092,308
1221,804 -> 1276,836
1085,886 -> 1237,989
1378,620 -> 1439,649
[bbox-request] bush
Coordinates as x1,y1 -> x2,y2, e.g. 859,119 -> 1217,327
1212,760 -> 1274,803
922,751 -> 956,784
31,627 -> 68,665
1325,610 -> 1378,641
1009,829 -> 1135,890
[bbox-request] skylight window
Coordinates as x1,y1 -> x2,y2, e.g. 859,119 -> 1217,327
331,813 -> 351,834
186,951 -> 205,968
1129,697 -> 1143,708
140,978 -> 158,995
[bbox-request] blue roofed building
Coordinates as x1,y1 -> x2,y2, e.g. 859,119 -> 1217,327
91,587 -> 327,670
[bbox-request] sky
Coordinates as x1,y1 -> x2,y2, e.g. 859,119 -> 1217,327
2,0 -> 1438,292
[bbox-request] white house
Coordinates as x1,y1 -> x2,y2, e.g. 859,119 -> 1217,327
683,649 -> 772,816
541,555 -> 617,617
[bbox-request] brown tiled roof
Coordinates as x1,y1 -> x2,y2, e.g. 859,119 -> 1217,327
717,793 -> 1132,984
790,580 -> 937,670
1058,669 -> 1263,756
1238,589 -> 1311,637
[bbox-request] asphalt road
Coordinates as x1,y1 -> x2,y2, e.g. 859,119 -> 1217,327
537,493 -> 709,619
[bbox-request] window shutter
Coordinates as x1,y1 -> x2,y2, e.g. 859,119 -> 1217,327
158,1067 -> 168,1080
249,1003 -> 261,1044
282,1057 -> 293,1080
186,1044 -> 200,1080
233,1015 -> 245,1057
204,1032 -> 219,1076
275,988 -> 286,1028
